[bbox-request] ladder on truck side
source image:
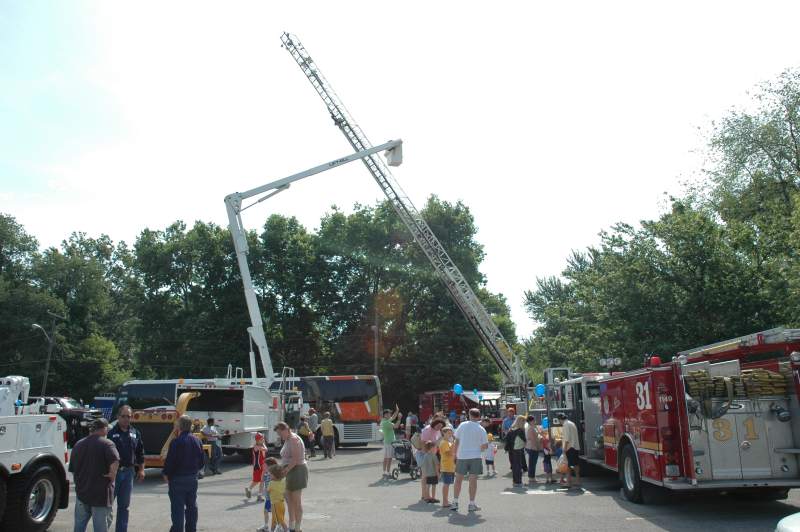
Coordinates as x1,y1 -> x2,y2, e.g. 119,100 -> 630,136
280,33 -> 522,388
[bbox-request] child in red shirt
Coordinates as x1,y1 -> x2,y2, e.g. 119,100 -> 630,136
245,433 -> 267,501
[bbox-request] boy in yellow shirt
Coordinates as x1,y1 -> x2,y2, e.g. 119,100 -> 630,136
439,426 -> 456,508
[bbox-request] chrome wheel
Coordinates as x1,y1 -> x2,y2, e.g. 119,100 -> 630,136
28,477 -> 55,523
623,455 -> 636,492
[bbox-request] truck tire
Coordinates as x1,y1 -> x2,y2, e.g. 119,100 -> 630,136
619,444 -> 643,503
2,464 -> 61,532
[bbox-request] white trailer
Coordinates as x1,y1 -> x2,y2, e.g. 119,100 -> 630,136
0,376 -> 69,532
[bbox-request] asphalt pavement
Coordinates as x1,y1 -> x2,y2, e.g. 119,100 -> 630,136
50,443 -> 800,531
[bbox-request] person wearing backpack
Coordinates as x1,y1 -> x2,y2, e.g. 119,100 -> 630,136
504,416 -> 527,487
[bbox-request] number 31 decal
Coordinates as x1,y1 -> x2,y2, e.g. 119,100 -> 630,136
635,381 -> 652,410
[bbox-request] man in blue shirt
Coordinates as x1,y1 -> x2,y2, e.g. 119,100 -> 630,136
501,408 -> 517,471
108,405 -> 145,532
163,415 -> 205,532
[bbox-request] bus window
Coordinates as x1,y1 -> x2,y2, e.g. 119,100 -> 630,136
585,383 -> 601,398
304,378 -> 379,403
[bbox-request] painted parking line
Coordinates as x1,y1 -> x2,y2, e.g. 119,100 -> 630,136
500,488 -> 593,495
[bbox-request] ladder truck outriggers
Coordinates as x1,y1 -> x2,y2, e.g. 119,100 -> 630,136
276,33 -> 529,411
547,328 -> 800,503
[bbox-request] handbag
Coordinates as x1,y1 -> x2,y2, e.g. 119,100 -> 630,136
556,453 -> 569,474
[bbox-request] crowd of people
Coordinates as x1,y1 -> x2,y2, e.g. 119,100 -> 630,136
68,406 -> 313,532
377,406 -> 583,514
67,401 -> 582,531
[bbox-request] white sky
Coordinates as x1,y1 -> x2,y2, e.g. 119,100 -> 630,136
2,1 -> 799,338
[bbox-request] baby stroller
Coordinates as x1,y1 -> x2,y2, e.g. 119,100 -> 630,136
391,439 -> 421,480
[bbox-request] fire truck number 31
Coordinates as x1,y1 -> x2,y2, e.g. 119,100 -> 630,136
711,418 -> 760,442
635,381 -> 652,410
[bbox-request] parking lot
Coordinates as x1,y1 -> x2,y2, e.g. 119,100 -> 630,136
48,443 -> 800,531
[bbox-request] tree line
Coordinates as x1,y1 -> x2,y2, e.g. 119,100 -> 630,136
0,197 -> 512,409
2,68 -> 799,408
523,69 -> 800,379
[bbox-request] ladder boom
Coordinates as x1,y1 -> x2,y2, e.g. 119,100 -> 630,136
280,33 -> 522,385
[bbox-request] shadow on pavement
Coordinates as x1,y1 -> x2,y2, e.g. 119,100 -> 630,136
403,501 -> 441,513
578,474 -> 799,532
446,511 -> 486,527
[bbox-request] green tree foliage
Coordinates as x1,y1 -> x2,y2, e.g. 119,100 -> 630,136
525,68 -> 800,372
0,196 -> 515,411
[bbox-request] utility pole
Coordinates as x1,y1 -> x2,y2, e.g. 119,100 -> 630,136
372,306 -> 379,378
32,311 -> 66,397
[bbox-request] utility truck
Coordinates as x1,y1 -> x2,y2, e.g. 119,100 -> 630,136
0,376 -> 69,532
115,367 -> 303,461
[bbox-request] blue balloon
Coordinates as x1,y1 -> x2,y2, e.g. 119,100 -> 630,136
541,417 -> 549,429
473,388 -> 479,395
478,394 -> 484,402
453,383 -> 463,395
535,383 -> 546,397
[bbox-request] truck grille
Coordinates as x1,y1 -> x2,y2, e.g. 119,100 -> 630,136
342,423 -> 373,441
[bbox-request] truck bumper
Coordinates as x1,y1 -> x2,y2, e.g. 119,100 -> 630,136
663,478 -> 800,490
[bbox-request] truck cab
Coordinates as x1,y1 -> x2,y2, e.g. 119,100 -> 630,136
0,376 -> 70,532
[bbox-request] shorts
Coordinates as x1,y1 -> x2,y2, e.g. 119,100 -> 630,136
484,459 -> 494,466
384,443 -> 394,458
455,458 -> 483,476
425,475 -> 438,486
263,497 -> 272,512
566,447 -> 580,467
286,464 -> 308,491
252,468 -> 264,483
440,472 -> 454,485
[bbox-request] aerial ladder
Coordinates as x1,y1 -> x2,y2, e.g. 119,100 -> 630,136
279,33 -> 528,404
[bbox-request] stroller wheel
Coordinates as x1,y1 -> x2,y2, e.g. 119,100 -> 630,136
410,467 -> 419,480
391,468 -> 399,480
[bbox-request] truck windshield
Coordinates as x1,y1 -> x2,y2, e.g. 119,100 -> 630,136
60,398 -> 83,409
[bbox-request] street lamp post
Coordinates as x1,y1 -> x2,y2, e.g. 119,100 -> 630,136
32,312 -> 65,396
371,307 -> 379,378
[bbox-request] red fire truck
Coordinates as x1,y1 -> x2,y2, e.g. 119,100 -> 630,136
549,327 -> 800,503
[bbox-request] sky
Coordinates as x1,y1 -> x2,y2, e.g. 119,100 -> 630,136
2,1 -> 799,339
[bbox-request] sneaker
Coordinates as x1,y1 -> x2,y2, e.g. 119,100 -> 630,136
245,487 -> 252,499
468,503 -> 480,512
450,501 -> 458,511
256,527 -> 268,532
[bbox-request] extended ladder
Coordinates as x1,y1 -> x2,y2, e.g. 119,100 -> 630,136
280,33 -> 522,385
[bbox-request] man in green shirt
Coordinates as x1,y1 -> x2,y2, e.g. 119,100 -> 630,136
381,405 -> 402,477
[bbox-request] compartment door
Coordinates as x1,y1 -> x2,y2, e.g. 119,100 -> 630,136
707,415 -> 742,480
736,413 -> 771,478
